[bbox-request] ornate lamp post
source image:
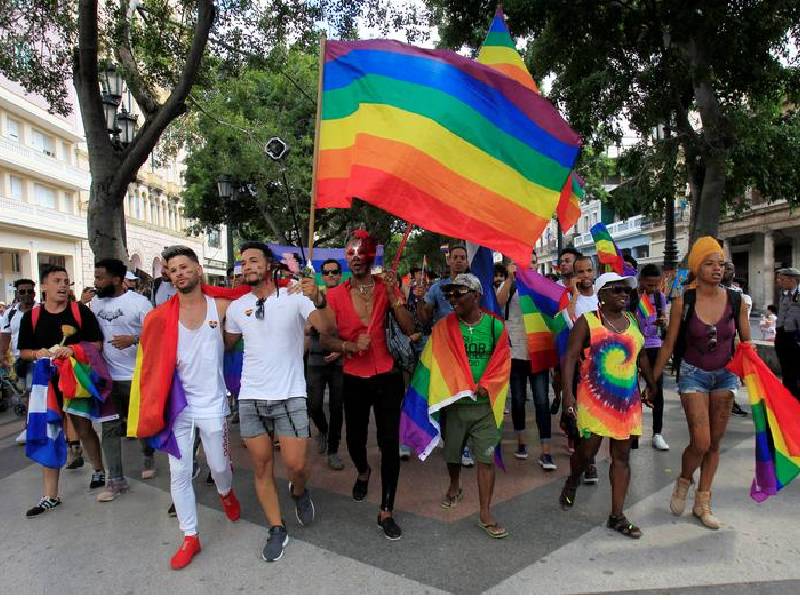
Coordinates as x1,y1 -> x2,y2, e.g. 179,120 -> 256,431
99,61 -> 138,148
216,175 -> 236,269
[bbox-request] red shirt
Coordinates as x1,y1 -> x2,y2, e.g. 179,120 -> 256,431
327,277 -> 395,377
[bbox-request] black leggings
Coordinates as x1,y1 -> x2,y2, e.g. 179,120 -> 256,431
343,371 -> 404,512
645,347 -> 665,434
307,363 -> 344,454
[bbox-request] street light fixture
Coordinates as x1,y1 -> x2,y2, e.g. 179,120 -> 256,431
102,94 -> 120,133
216,175 -> 233,201
117,105 -> 138,145
101,61 -> 124,101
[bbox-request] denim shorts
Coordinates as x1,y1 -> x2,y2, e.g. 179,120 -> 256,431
678,362 -> 739,395
239,397 -> 310,439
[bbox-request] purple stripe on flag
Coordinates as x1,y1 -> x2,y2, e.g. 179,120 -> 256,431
148,372 -> 188,459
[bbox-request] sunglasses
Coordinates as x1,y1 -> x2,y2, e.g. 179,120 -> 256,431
604,285 -> 632,295
445,289 -> 473,299
322,269 -> 341,276
17,289 -> 35,295
255,298 -> 265,320
707,325 -> 718,352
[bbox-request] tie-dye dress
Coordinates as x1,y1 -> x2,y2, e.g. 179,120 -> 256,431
577,311 -> 644,440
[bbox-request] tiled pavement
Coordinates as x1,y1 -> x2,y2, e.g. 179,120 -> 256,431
1,378 -> 798,594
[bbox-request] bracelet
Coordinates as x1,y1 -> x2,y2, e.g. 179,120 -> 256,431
341,341 -> 347,353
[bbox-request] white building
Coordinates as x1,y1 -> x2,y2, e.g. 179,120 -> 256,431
0,77 -> 227,303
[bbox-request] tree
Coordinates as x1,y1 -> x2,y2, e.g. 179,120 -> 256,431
426,0 -> 800,241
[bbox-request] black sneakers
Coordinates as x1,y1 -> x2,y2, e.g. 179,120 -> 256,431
583,464 -> 599,484
89,470 -> 106,490
377,515 -> 402,540
352,469 -> 370,502
261,525 -> 289,562
26,496 -> 61,518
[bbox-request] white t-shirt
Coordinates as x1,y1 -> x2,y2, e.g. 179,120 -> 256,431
574,293 -> 599,319
89,291 -> 152,381
154,280 -> 176,306
505,290 -> 529,361
225,290 -> 316,402
1,304 -> 28,358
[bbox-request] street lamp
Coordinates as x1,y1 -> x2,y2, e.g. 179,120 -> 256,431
216,175 -> 233,201
654,123 -> 678,270
98,61 -> 137,148
216,175 -> 236,269
117,105 -> 138,145
100,61 -> 124,101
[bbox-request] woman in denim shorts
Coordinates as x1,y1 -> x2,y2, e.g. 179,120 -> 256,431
654,237 -> 751,529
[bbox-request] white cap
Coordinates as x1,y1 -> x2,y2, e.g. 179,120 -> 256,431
594,272 -> 637,295
125,271 -> 138,280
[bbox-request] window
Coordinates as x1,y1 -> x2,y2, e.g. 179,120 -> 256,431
34,183 -> 56,209
9,175 -> 23,200
11,252 -> 21,273
582,216 -> 589,232
64,191 -> 74,213
31,129 -> 56,158
62,142 -> 72,165
208,228 -> 221,248
6,117 -> 20,141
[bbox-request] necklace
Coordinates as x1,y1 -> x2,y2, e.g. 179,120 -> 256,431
601,310 -> 627,334
458,315 -> 482,334
353,277 -> 375,296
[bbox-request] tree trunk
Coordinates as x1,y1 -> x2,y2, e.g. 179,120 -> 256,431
87,182 -> 128,261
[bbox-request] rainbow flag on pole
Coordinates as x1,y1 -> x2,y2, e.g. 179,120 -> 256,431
557,171 -> 584,233
477,6 -> 538,93
727,343 -> 800,502
399,314 -> 510,461
316,39 -> 581,265
590,222 -> 625,275
514,267 -> 570,371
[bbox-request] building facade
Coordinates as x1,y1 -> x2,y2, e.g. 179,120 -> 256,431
0,77 -> 227,304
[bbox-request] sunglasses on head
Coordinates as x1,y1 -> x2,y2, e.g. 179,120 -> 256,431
255,298 -> 265,320
707,325 -> 718,351
604,285 -> 632,295
322,269 -> 341,276
445,288 -> 472,299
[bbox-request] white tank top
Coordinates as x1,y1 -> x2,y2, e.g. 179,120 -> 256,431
176,296 -> 228,418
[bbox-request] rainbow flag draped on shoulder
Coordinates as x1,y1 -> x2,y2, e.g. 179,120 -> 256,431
399,313 -> 510,461
316,39 -> 581,265
127,285 -> 249,457
726,343 -> 800,502
26,343 -> 113,468
514,268 -> 570,371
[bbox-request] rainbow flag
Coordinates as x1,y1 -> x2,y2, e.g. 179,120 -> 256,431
514,267 -> 570,372
57,343 -> 115,422
727,343 -> 800,502
477,6 -> 538,93
399,313 -> 510,461
316,39 -> 581,266
223,338 -> 244,399
637,292 -> 656,320
590,222 -> 625,275
557,171 -> 584,233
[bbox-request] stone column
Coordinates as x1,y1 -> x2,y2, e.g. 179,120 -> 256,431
764,230 -> 774,311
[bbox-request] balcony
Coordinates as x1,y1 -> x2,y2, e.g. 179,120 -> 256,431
573,215 -> 646,247
0,137 -> 89,190
0,194 -> 87,239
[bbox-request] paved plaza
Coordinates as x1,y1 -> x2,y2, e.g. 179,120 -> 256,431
1,378 -> 798,595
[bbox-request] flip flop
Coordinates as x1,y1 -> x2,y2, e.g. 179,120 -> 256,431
478,521 -> 508,539
440,488 -> 464,509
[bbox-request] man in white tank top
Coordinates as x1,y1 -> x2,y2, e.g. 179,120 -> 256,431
161,246 -> 241,570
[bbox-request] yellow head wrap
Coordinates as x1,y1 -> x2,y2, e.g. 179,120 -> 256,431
687,236 -> 724,275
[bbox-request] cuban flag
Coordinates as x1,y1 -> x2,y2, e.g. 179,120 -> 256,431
466,242 -> 502,317
25,359 -> 67,469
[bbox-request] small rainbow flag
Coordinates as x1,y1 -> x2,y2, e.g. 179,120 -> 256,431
590,222 -> 625,275
316,39 -> 581,265
477,6 -> 539,93
727,343 -> 800,502
515,267 -> 570,372
637,292 -> 656,320
399,313 -> 510,461
557,171 -> 584,233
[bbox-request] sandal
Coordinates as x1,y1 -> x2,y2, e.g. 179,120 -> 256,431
440,488 -> 464,509
559,481 -> 577,510
606,514 -> 642,539
478,521 -> 508,539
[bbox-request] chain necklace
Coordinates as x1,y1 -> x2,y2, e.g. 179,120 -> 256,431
458,314 -> 483,334
600,309 -> 628,334
352,276 -> 375,296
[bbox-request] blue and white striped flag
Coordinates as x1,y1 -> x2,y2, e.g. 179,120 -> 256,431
25,359 -> 67,469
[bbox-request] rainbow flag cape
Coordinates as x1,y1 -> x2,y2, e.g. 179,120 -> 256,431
477,6 -> 539,93
557,171 -> 584,233
399,313 -> 510,461
223,337 -> 244,399
316,39 -> 581,266
637,292 -> 656,320
590,222 -> 625,275
127,285 -> 249,450
726,343 -> 800,502
514,267 -> 570,372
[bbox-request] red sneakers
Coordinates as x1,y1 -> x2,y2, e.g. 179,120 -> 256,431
220,489 -> 241,522
170,535 -> 201,570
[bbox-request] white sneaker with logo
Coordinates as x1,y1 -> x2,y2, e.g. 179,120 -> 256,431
652,434 -> 670,451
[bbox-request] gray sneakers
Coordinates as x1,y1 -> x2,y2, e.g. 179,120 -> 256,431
327,453 -> 345,471
317,432 -> 328,455
289,482 -> 316,526
261,525 -> 289,562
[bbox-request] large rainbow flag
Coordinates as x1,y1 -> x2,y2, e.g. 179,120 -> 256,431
514,267 -> 570,372
399,313 -> 510,461
316,39 -> 581,266
726,343 -> 800,502
477,6 -> 538,93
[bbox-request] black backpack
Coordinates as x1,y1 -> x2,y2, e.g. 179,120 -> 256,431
673,287 -> 742,376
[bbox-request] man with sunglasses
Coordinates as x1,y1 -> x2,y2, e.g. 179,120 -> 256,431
1,279 -> 37,444
224,241 -> 328,562
306,259 -> 346,470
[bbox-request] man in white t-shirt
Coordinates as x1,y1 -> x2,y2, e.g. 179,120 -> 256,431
568,256 -> 599,323
87,259 -> 154,501
224,241 -> 326,563
153,262 -> 177,306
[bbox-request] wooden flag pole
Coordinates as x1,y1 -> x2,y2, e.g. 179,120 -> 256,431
391,222 -> 415,272
307,31 -> 327,267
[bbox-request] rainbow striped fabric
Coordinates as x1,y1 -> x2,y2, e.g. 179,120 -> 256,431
637,292 -> 656,320
477,6 -> 538,93
316,39 -> 581,265
514,268 -> 570,372
590,222 -> 625,275
399,313 -> 510,461
727,343 -> 800,502
557,171 -> 584,233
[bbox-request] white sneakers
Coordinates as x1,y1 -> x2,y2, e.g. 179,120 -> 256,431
16,429 -> 27,445
652,434 -> 670,451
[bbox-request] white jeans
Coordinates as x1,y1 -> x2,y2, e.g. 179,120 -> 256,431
169,412 -> 233,536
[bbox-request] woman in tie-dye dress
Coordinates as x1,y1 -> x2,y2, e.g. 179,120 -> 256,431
558,273 -> 657,538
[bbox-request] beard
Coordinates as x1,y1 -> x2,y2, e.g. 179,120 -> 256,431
244,271 -> 264,286
95,284 -> 116,298
176,276 -> 201,294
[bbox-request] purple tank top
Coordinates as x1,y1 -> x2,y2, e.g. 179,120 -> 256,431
683,298 -> 735,371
